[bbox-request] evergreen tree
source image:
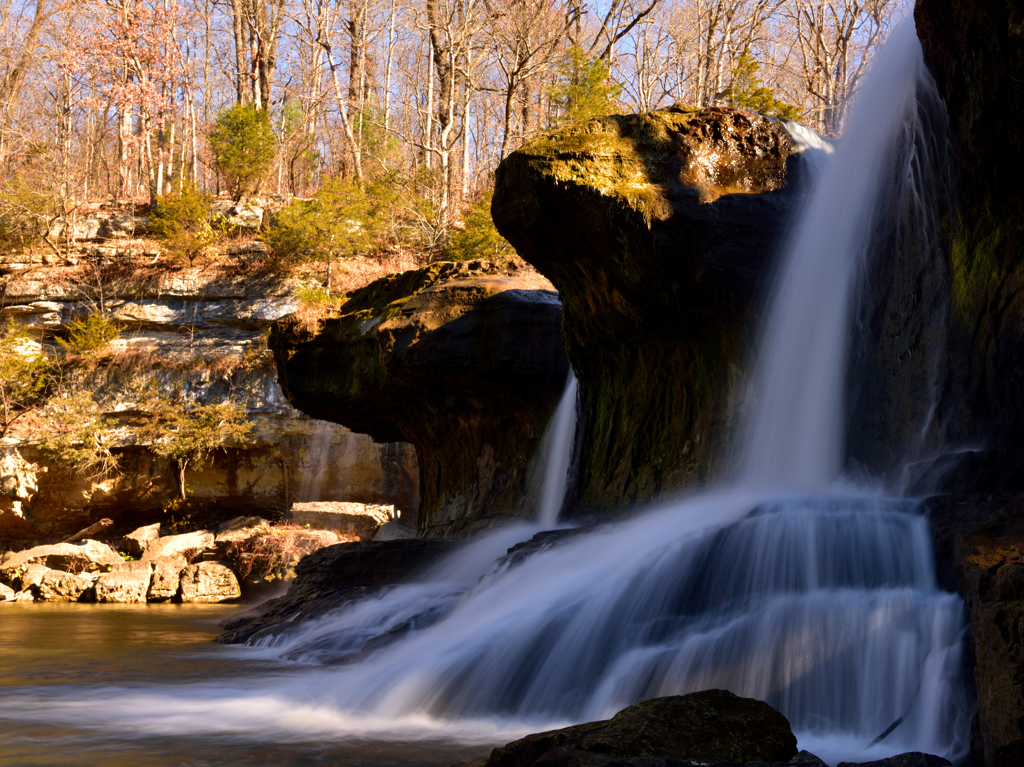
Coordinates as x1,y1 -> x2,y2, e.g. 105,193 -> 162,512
726,50 -> 803,122
208,104 -> 277,201
549,48 -> 623,125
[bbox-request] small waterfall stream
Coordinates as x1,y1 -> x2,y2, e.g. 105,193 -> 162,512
537,371 -> 578,527
0,20 -> 971,767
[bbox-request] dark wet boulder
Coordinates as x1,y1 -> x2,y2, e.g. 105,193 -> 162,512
483,690 -> 798,767
217,539 -> 455,644
492,106 -> 807,516
271,257 -> 569,537
836,753 -> 951,767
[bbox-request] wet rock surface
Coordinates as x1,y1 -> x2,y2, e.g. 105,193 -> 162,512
924,494 -> 1024,764
856,0 -> 1024,491
271,257 -> 569,537
216,539 -> 455,643
475,691 -> 798,767
491,106 -> 806,515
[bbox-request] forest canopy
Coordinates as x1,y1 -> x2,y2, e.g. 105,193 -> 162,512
0,0 -> 907,257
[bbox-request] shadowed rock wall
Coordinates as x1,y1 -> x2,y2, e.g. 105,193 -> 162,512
492,105 -> 808,515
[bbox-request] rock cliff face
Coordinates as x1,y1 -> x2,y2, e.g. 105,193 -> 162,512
0,244 -> 418,546
491,106 -> 807,514
925,495 -> 1024,767
271,257 -> 569,537
851,2 -> 1024,492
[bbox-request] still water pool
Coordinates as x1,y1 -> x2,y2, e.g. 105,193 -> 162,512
0,604 -> 490,767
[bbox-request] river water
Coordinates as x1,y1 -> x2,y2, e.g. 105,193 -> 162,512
0,604 -> 494,766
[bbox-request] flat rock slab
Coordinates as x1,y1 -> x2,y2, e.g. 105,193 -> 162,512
217,539 -> 456,644
284,502 -> 393,539
837,753 -> 951,767
180,561 -> 240,603
141,531 -> 215,562
2,540 -> 121,577
95,562 -> 153,603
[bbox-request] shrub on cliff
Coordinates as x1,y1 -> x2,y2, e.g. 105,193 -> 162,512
208,105 -> 276,202
267,176 -> 398,293
445,191 -> 514,262
57,314 -> 120,362
39,393 -> 120,480
0,321 -> 53,437
139,393 -> 252,499
148,183 -> 217,265
725,50 -> 802,121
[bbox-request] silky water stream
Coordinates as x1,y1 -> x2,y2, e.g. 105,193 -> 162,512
0,20 -> 972,767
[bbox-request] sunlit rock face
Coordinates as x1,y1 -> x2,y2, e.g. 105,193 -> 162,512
492,106 -> 806,515
0,262 -> 419,546
271,257 -> 570,538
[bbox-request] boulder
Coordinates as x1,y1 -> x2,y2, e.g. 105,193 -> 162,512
271,257 -> 570,536
837,753 -> 951,767
0,582 -> 14,601
17,562 -> 49,593
179,561 -> 241,603
147,555 -> 187,601
372,521 -> 416,541
483,690 -> 797,767
94,561 -> 153,603
122,523 -> 162,557
492,107 -> 806,514
1,540 -> 121,579
35,569 -> 94,602
925,493 -> 1024,764
141,530 -> 215,562
217,539 -> 455,644
283,502 -> 392,539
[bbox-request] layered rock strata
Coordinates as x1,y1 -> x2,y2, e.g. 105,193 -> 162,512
0,254 -> 418,543
491,106 -> 807,514
271,257 -> 569,537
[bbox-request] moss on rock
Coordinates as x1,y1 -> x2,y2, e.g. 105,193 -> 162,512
271,257 -> 569,536
493,105 -> 804,514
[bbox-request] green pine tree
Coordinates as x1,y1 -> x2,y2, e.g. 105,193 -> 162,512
549,48 -> 623,125
726,50 -> 803,122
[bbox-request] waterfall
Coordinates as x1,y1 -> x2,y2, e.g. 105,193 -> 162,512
739,20 -> 926,491
537,371 -> 578,527
0,20 -> 972,767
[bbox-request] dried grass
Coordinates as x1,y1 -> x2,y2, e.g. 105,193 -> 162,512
226,523 -> 353,581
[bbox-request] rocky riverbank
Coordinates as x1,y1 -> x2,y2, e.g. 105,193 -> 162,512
0,501 -> 399,604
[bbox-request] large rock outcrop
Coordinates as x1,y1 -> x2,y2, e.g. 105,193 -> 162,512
854,2 -> 1024,491
271,257 -> 569,536
492,106 -> 808,514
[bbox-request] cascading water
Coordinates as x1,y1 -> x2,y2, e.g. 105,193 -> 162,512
537,371 -> 578,527
0,20 -> 972,767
